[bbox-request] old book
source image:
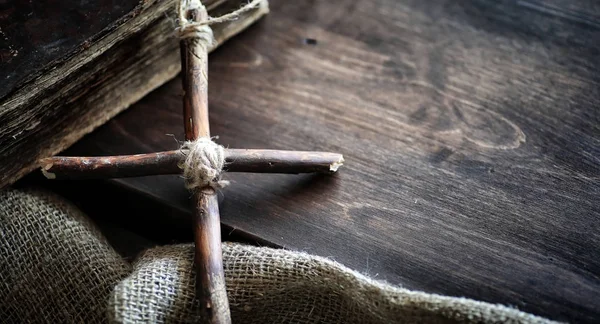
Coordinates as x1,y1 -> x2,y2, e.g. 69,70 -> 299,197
0,0 -> 269,189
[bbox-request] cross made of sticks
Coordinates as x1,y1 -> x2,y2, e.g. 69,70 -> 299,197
39,1 -> 343,323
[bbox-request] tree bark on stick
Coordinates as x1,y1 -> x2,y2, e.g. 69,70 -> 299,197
39,150 -> 344,180
180,5 -> 230,324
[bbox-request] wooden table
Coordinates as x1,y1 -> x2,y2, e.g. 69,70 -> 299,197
53,0 -> 600,322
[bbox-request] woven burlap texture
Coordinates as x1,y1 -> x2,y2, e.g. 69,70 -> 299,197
0,187 -> 131,323
111,244 -> 557,324
1,186 -> 558,323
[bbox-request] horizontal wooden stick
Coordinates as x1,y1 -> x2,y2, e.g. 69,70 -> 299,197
39,149 -> 344,180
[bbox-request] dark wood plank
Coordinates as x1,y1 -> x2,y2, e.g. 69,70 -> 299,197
0,0 -> 140,98
57,0 -> 600,322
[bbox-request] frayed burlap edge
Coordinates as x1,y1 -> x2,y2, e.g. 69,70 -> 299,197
110,243 -> 559,324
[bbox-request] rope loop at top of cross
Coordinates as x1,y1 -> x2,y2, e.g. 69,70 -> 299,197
175,0 -> 265,42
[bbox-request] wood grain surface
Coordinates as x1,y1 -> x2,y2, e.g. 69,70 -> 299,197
55,0 -> 600,322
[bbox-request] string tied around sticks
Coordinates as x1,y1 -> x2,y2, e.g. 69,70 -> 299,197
179,137 -> 230,190
175,0 -> 265,43
175,0 -> 266,190
174,0 -> 266,190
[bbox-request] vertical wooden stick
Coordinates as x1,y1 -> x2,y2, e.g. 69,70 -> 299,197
180,5 -> 230,324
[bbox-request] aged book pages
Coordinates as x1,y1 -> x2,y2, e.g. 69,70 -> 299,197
0,0 -> 269,188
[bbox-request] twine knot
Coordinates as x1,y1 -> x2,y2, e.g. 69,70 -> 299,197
179,137 -> 229,190
176,23 -> 215,47
175,0 -> 214,44
175,0 -> 266,44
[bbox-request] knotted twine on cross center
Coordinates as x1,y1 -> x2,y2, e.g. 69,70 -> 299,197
175,0 -> 265,191
179,138 -> 229,190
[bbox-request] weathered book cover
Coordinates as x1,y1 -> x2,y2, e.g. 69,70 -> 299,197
0,0 -> 269,189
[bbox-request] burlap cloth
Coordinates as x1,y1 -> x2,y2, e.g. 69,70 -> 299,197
0,186 -> 559,323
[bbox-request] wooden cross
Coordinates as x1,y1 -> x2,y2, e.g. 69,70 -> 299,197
39,1 -> 343,323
